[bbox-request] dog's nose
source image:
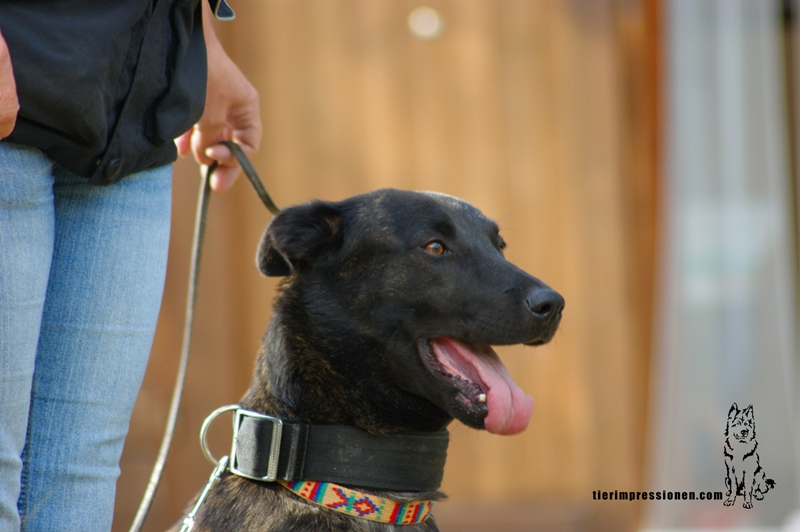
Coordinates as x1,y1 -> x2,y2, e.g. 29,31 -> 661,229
525,288 -> 565,322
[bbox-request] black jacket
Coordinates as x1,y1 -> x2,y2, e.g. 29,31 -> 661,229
0,0 -> 210,185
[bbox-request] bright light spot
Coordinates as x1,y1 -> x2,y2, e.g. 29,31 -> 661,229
408,7 -> 443,40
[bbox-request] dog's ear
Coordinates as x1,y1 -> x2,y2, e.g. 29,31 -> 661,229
257,201 -> 344,276
743,404 -> 754,421
728,403 -> 739,420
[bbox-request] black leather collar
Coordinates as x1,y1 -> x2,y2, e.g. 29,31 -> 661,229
229,408 -> 449,492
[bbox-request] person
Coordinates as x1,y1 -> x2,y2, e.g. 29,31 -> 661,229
0,1 -> 262,530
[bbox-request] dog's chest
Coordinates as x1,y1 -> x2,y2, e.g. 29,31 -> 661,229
726,439 -> 757,469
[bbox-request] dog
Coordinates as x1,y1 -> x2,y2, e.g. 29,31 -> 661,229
174,189 -> 564,531
723,403 -> 775,509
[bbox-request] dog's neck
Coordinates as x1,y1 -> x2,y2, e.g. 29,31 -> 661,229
236,291 -> 450,510
240,287 -> 451,434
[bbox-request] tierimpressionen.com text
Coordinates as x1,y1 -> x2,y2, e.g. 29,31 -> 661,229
593,490 -> 723,501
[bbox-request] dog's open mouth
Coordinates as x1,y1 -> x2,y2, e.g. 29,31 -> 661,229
418,338 -> 534,436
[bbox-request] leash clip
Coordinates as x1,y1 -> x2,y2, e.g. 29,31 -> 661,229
179,455 -> 230,532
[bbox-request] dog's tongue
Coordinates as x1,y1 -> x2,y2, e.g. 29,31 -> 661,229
430,338 -> 534,435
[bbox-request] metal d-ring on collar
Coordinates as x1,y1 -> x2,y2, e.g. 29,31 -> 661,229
200,405 -> 284,483
199,405 -> 238,467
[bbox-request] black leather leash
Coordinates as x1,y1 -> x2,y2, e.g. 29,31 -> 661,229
129,141 -> 279,532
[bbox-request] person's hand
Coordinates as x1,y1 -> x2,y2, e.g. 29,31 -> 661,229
0,29 -> 19,139
175,3 -> 261,193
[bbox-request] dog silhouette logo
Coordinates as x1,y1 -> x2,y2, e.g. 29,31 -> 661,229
723,403 -> 775,509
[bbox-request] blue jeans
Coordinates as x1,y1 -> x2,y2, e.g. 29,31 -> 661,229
0,143 -> 172,531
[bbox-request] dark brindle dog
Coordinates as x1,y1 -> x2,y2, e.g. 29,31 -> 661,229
175,189 -> 563,532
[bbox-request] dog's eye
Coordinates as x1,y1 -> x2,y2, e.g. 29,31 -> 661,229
423,241 -> 446,255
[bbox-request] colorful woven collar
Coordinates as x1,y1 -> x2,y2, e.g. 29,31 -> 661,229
278,479 -> 433,525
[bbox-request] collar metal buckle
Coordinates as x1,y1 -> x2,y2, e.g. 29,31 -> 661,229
229,408 -> 284,482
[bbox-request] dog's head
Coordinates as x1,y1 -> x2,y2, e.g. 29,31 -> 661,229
257,189 -> 563,435
726,403 -> 756,443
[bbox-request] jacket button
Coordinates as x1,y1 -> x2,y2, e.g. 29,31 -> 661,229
104,158 -> 122,181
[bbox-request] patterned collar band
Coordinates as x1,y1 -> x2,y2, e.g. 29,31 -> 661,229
278,479 -> 434,525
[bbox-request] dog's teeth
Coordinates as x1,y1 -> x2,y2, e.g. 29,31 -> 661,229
478,394 -> 486,403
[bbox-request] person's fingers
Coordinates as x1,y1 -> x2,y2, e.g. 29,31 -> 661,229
203,142 -> 240,193
0,30 -> 19,139
190,123 -> 223,167
204,143 -> 233,166
192,99 -> 260,163
226,91 -> 262,152
209,162 -> 241,193
175,129 -> 193,157
197,160 -> 240,193
192,107 -> 261,193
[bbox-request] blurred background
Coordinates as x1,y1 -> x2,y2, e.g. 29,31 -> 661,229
111,1 -> 800,530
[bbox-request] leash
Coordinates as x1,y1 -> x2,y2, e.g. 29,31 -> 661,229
129,141 -> 279,532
